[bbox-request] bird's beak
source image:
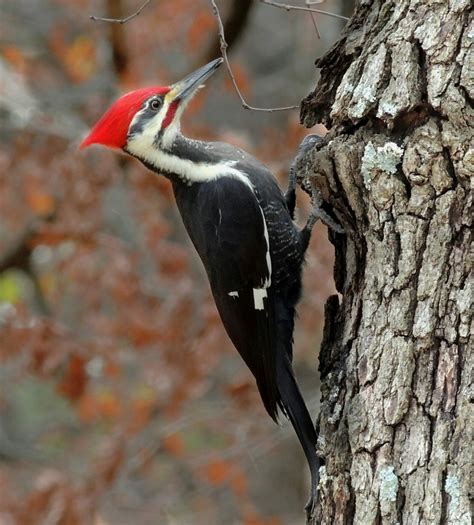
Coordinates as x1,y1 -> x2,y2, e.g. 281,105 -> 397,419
167,58 -> 223,103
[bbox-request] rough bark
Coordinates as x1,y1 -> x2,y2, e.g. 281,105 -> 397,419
297,1 -> 473,523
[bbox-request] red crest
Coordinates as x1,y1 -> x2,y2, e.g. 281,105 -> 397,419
80,87 -> 170,150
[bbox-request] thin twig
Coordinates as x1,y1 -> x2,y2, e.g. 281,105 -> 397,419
90,0 -> 152,24
307,0 -> 323,39
309,12 -> 321,39
209,0 -> 299,112
260,0 -> 349,21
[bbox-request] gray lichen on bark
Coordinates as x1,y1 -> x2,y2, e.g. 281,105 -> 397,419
297,0 -> 473,523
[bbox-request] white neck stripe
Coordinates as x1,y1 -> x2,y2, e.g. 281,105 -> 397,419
127,133 -> 253,189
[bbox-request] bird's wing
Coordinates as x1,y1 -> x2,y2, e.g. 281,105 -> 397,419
197,177 -> 280,421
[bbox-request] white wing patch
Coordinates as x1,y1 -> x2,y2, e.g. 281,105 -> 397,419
252,288 -> 267,310
253,205 -> 272,310
228,291 -> 239,298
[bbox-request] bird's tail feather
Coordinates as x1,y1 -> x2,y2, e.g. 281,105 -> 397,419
277,353 -> 319,477
275,302 -> 320,511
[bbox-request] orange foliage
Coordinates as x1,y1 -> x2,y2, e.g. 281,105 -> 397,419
49,26 -> 97,83
243,514 -> 282,525
225,379 -> 256,410
58,355 -> 88,401
225,62 -> 251,98
78,391 -> 122,423
187,12 -> 215,50
162,432 -> 185,457
127,396 -> 156,433
104,359 -> 121,378
202,458 -> 234,486
2,45 -> 28,74
25,187 -> 56,216
229,467 -> 248,498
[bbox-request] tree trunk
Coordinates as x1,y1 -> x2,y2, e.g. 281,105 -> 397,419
297,1 -> 473,523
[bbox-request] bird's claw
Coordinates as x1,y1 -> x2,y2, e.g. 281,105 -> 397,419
287,134 -> 326,220
308,201 -> 345,234
305,189 -> 345,235
289,134 -> 322,193
293,134 -> 345,235
297,134 -> 324,159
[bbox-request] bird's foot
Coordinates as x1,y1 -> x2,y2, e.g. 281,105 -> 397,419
307,198 -> 345,234
297,134 -> 325,159
288,134 -> 325,196
287,134 -> 327,220
300,190 -> 345,252
293,135 -> 345,236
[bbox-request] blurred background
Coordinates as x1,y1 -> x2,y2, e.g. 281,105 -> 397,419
0,1 -> 353,523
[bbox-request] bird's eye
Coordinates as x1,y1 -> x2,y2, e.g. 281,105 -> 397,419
150,98 -> 162,111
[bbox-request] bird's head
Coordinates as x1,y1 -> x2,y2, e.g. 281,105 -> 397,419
80,58 -> 223,154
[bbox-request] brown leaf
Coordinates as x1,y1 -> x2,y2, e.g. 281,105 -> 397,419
203,459 -> 233,486
162,433 -> 185,457
58,355 -> 88,401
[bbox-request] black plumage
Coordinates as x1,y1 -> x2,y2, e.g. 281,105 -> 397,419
169,137 -> 320,513
82,59 -> 323,515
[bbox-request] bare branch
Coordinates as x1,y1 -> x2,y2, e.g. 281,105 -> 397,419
309,12 -> 321,40
209,0 -> 299,113
260,0 -> 350,21
90,0 -> 152,24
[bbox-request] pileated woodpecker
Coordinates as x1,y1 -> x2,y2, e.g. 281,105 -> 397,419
81,58 -> 326,515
